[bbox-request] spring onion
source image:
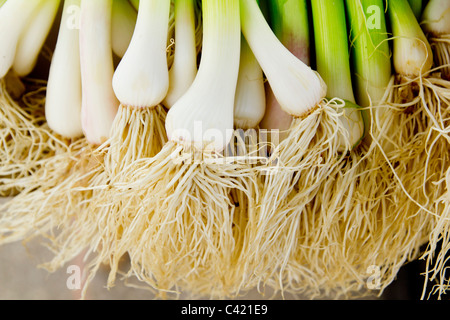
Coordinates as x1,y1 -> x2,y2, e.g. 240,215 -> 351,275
364,0 -> 450,298
233,34 -> 266,130
2,0 -> 449,300
0,0 -> 106,286
163,0 -> 198,109
421,0 -> 450,35
408,0 -> 425,20
113,0 -> 170,109
266,0 -> 310,65
106,0 -> 170,178
389,0 -> 433,77
311,0 -> 365,149
347,0 -> 392,108
45,0 -> 83,138
223,33 -> 267,293
259,0 -> 310,138
0,0 -> 66,196
13,0 -> 60,77
0,0 -> 44,78
418,0 -> 450,299
166,1 -> 240,151
421,0 -> 450,79
340,0 -> 397,293
79,0 -> 119,145
239,0 -> 364,294
278,0 -> 369,289
105,0 -> 246,296
240,0 -> 326,117
83,0 -> 172,288
111,0 -> 137,58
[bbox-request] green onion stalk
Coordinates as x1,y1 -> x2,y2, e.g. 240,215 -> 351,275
86,0 -> 173,273
0,1 -> 151,300
258,0 -> 311,141
291,0 -> 441,298
40,0 -> 200,298
408,0 -> 425,21
100,0 -> 178,180
419,0 -> 450,299
2,0 -> 132,300
211,0 -> 269,295
0,0 -> 90,250
421,0 -> 450,80
46,0 -> 149,298
111,0 -> 137,59
0,0 -> 119,300
84,0 -> 253,298
239,0 -> 367,296
0,0 -> 65,197
105,0 -> 171,178
77,0 -> 197,293
0,2 -> 106,298
366,0 -> 450,298
0,0 -> 89,261
326,0 -> 404,297
35,0 -> 178,298
280,0 -> 374,298
209,32 -> 267,295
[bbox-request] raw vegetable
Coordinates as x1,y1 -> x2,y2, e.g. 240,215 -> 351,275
390,0 -> 433,77
408,0 -> 425,20
215,32 -> 267,293
371,0 -> 450,298
348,0 -> 392,108
111,0 -> 137,59
107,0 -> 170,172
421,0 -> 450,79
311,0 -> 365,148
279,0 -> 369,294
259,0 -> 310,138
1,0 -> 449,300
0,0 -> 44,78
46,0 -> 83,139
340,0 -> 399,294
13,0 -> 60,77
418,0 -> 450,299
0,0 -> 115,280
163,0 -> 198,108
79,0 -> 119,145
240,0 -> 361,293
102,0 -> 247,297
83,0 -> 172,289
0,0 -> 67,196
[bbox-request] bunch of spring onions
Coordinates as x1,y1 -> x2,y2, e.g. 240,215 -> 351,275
362,0 -> 450,298
0,0 -> 140,277
0,0 -> 67,198
0,0 -> 449,300
238,0 -> 369,297
0,0 -> 89,248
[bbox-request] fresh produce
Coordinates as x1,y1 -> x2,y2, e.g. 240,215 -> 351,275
0,0 -> 449,300
0,0 -> 68,198
419,0 -> 450,299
